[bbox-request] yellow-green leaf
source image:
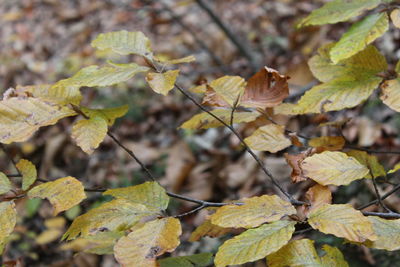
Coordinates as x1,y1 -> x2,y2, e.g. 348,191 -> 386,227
308,204 -> 376,242
91,30 -> 153,58
28,176 -> 86,215
301,151 -> 369,186
380,78 -> 400,112
16,159 -> 37,190
55,63 -> 149,89
330,13 -> 389,63
244,124 -> 291,153
214,220 -> 296,267
298,0 -> 381,27
114,217 -> 182,267
267,239 -> 349,267
207,76 -> 246,107
189,220 -> 233,242
63,199 -> 155,240
81,105 -> 129,126
0,201 -> 17,253
71,116 -> 108,154
103,181 -> 169,212
158,253 -> 213,267
309,44 -> 387,83
364,216 -> 400,251
16,84 -> 82,106
0,97 -> 76,144
346,150 -> 385,178
0,172 -> 11,195
388,162 -> 400,174
180,109 -> 260,129
211,195 -> 296,229
157,55 -> 196,65
146,70 -> 179,95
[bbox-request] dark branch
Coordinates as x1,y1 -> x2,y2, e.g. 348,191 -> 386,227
358,183 -> 400,210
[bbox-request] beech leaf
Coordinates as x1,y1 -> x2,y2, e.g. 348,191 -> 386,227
0,172 -> 12,195
244,124 -> 291,153
346,150 -> 385,178
380,79 -> 400,112
202,76 -> 246,107
364,216 -> 400,251
81,105 -> 129,126
189,219 -> 233,242
16,159 -> 37,190
0,201 -> 17,253
71,116 -> 108,154
309,136 -> 345,151
146,70 -> 179,96
158,253 -> 213,267
305,184 -> 332,213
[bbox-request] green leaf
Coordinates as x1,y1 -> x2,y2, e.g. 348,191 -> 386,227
103,181 -> 169,212
345,150 -> 385,178
71,116 -> 108,155
28,176 -> 86,215
244,124 -> 291,153
380,78 -> 400,112
91,30 -> 153,58
0,172 -> 12,195
16,159 -> 37,190
309,44 -> 387,83
55,63 -> 149,89
298,0 -> 381,27
364,216 -> 400,251
63,199 -> 155,240
330,13 -> 389,63
146,70 -> 180,95
81,105 -> 129,126
158,253 -> 213,267
214,220 -> 296,267
0,201 -> 17,253
180,109 -> 260,129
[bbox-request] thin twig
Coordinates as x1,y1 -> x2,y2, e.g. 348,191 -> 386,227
371,176 -> 393,213
174,204 -> 207,218
345,145 -> 400,155
358,183 -> 400,210
362,211 -> 400,219
1,144 -> 21,175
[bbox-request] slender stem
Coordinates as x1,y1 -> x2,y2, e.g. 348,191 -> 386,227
371,177 -> 393,213
1,144 -> 21,175
174,204 -> 207,218
362,211 -> 400,218
358,183 -> 400,210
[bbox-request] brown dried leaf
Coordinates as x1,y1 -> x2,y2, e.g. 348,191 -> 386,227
284,152 -> 308,183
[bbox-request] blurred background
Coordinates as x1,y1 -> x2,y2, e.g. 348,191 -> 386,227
1,0 -> 400,266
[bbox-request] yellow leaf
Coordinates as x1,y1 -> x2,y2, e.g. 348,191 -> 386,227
0,201 -> 16,253
45,216 -> 66,229
146,70 -> 180,95
180,109 -> 260,129
388,162 -> 400,174
28,177 -> 86,215
346,150 -> 385,178
0,172 -> 12,195
71,116 -> 108,154
63,199 -> 154,240
301,151 -> 370,186
55,63 -> 149,89
214,220 -> 296,267
391,9 -> 400,28
36,229 -> 63,245
189,220 -> 233,242
305,184 -> 332,212
114,217 -> 182,267
81,105 -> 129,126
330,13 -> 389,63
0,97 -> 76,144
16,159 -> 37,190
298,0 -> 381,27
157,55 -> 196,65
16,84 -> 82,106
210,195 -> 296,229
158,253 -> 213,267
244,124 -> 291,153
267,239 -> 349,267
364,216 -> 400,251
206,76 -> 246,107
91,30 -> 153,58
103,181 -> 169,212
308,204 -> 376,242
380,79 -> 400,112
309,44 -> 387,83
309,136 -> 345,151
189,84 -> 207,94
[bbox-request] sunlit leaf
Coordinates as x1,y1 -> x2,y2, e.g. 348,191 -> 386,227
81,105 -> 129,126
240,66 -> 289,109
114,217 -> 182,267
388,162 -> 400,174
63,199 -> 155,240
308,136 -> 345,151
91,30 -> 153,58
158,253 -> 213,267
308,204 -> 376,242
298,0 -> 381,27
71,116 -> 108,154
0,97 -> 76,144
202,76 -> 246,107
16,159 -> 37,190
28,176 -> 86,215
330,13 -> 388,63
214,220 -> 296,267
305,184 -> 332,213
189,219 -> 233,242
211,195 -> 296,229
103,181 -> 169,212
244,124 -> 291,153
346,150 -> 385,178
364,216 -> 400,251
391,9 -> 400,28
146,70 -> 179,95
180,109 -> 260,129
157,55 -> 196,65
16,84 -> 82,105
0,172 -> 12,195
301,151 -> 370,185
0,201 -> 17,253
380,78 -> 400,112
267,239 -> 349,267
